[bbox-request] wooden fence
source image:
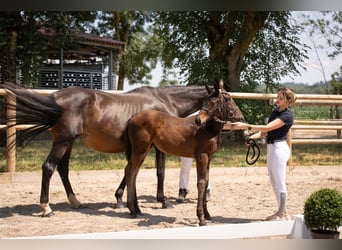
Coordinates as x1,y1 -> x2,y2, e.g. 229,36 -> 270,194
1,89 -> 342,172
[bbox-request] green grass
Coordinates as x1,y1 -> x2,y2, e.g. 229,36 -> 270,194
1,140 -> 341,172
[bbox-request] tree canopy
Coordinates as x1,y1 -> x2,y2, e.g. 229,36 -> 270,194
153,11 -> 308,91
1,11 -> 340,94
95,11 -> 162,90
0,11 -> 96,84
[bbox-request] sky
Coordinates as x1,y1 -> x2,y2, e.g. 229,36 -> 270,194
124,12 -> 342,90
280,47 -> 342,85
281,11 -> 342,85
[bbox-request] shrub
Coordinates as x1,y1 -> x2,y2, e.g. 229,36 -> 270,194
303,188 -> 342,232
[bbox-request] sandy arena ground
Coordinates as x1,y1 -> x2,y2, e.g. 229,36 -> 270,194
0,165 -> 341,239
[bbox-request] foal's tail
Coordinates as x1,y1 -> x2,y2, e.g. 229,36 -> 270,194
0,82 -> 64,150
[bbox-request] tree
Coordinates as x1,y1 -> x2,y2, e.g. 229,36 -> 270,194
331,68 -> 342,136
0,11 -> 97,85
0,12 -> 23,83
307,11 -> 342,60
302,11 -> 342,121
96,11 -> 162,90
154,11 -> 308,92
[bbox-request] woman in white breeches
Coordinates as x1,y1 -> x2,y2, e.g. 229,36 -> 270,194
228,87 -> 297,221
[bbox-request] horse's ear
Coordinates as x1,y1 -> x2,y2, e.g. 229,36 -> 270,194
218,80 -> 224,90
205,85 -> 211,94
213,81 -> 220,93
223,81 -> 230,91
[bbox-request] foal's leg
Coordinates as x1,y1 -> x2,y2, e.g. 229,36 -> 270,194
115,150 -> 154,210
155,148 -> 172,208
196,154 -> 211,226
203,161 -> 211,220
126,157 -> 144,217
126,136 -> 151,217
40,142 -> 69,217
56,142 -> 81,209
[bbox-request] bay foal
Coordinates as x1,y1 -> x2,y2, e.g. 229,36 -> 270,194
124,82 -> 244,226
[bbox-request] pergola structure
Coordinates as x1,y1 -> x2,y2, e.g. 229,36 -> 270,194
40,32 -> 125,90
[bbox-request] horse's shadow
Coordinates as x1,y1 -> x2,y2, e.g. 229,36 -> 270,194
210,216 -> 262,224
0,195 -> 178,224
0,194 -> 262,226
0,201 -> 118,218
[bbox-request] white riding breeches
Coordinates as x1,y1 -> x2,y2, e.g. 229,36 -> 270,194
266,141 -> 290,206
179,157 -> 211,191
179,157 -> 193,190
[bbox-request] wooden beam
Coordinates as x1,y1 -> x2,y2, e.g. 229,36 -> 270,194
6,93 -> 16,172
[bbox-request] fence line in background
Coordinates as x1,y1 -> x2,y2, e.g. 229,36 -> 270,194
1,89 -> 342,172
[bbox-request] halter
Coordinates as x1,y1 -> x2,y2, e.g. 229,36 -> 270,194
200,90 -> 239,124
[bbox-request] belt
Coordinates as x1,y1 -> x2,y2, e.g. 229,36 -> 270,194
267,139 -> 286,144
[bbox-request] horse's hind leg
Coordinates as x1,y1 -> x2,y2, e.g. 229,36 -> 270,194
114,175 -> 126,208
40,142 -> 69,217
126,160 -> 143,217
56,142 -> 81,209
155,148 -> 173,208
126,145 -> 150,217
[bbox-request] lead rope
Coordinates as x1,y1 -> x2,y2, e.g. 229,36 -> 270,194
245,138 -> 260,165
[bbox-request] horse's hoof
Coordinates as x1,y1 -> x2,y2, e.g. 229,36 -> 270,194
114,202 -> 126,209
199,220 -> 207,226
41,211 -> 54,218
75,204 -> 87,209
162,201 -> 174,209
129,213 -> 139,218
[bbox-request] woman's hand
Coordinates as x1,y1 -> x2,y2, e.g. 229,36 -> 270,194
229,122 -> 250,130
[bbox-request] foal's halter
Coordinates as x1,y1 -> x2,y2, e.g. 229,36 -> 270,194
200,91 -> 238,124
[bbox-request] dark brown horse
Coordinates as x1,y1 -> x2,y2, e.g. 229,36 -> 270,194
1,82 -> 212,217
123,81 -> 244,226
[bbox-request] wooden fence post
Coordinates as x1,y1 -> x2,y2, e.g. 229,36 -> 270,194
6,92 -> 16,172
287,129 -> 293,167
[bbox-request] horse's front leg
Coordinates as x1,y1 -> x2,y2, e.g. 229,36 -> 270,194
155,148 -> 173,208
196,154 -> 211,226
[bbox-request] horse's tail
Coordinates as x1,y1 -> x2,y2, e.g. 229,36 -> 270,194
0,82 -> 64,150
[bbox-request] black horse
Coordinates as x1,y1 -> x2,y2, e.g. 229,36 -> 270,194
123,81 -> 244,225
1,82 -> 214,217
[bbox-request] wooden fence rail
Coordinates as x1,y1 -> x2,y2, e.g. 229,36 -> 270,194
1,88 -> 342,172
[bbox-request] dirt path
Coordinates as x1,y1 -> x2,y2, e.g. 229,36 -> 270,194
0,166 -> 341,238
